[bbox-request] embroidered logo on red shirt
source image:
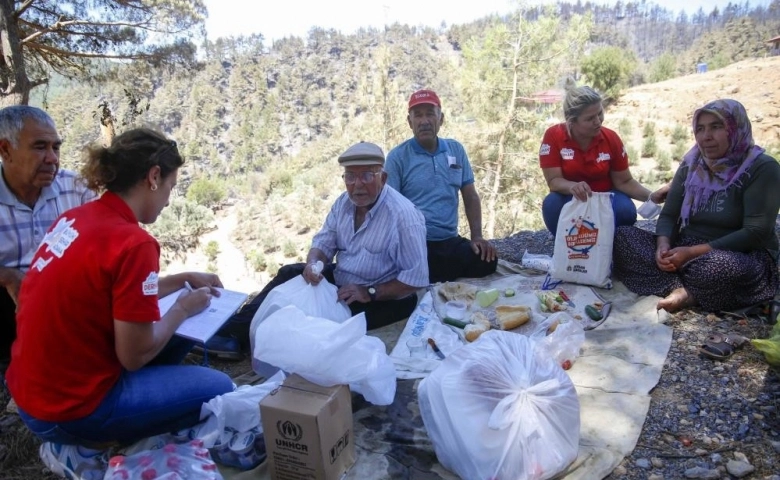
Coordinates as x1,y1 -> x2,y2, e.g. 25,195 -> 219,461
142,271 -> 159,296
561,148 -> 575,160
539,143 -> 551,156
597,152 -> 611,163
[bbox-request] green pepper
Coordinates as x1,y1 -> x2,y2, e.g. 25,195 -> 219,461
585,304 -> 603,321
443,317 -> 468,329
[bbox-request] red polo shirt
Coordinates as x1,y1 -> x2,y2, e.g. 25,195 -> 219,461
539,124 -> 629,192
7,192 -> 161,422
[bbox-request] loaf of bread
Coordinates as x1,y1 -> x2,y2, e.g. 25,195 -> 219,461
495,305 -> 531,330
464,323 -> 489,342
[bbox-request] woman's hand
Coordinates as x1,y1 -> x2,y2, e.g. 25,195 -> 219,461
174,287 -> 213,317
655,237 -> 675,271
186,272 -> 223,295
658,244 -> 712,271
650,183 -> 671,204
568,181 -> 592,202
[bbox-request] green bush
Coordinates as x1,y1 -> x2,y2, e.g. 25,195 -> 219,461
671,124 -> 688,143
656,149 -> 672,172
247,250 -> 267,272
204,240 -> 220,262
146,198 -> 214,260
617,118 -> 632,138
206,262 -> 218,274
642,122 -> 656,139
648,53 -> 677,83
641,135 -> 657,158
283,240 -> 298,258
626,145 -> 640,166
580,46 -> 637,100
186,177 -> 226,209
673,141 -> 689,162
267,259 -> 280,276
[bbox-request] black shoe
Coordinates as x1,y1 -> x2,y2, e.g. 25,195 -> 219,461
191,335 -> 243,361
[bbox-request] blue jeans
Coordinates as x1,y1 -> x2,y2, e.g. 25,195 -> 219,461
17,336 -> 234,446
542,190 -> 637,235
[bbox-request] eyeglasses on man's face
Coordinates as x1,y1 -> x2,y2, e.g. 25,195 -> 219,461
342,170 -> 382,185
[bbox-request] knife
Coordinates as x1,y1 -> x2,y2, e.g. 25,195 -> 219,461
427,338 -> 446,360
558,290 -> 576,308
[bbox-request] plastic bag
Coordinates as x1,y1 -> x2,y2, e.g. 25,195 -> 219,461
253,305 -> 396,405
752,318 -> 780,367
249,275 -> 351,376
104,441 -> 223,479
550,192 -> 615,288
418,330 -> 580,480
531,312 -> 586,369
521,250 -> 553,272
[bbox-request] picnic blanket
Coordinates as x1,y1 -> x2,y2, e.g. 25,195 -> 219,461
222,261 -> 672,479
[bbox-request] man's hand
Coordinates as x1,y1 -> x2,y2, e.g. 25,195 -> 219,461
303,263 -> 323,286
470,237 -> 497,262
1,269 -> 24,305
174,287 -> 213,317
568,181 -> 592,202
337,284 -> 370,305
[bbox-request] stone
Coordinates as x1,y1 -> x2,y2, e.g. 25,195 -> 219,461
648,475 -> 664,480
612,465 -> 627,476
684,466 -> 721,479
651,457 -> 664,468
771,441 -> 780,453
636,458 -> 651,469
726,459 -> 755,478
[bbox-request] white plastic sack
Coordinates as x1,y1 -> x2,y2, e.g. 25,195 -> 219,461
532,312 -> 586,368
253,305 -> 396,405
249,275 -> 351,375
418,330 -> 580,480
550,192 -> 615,288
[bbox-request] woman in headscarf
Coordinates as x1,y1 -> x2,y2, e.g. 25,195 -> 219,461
612,99 -> 780,313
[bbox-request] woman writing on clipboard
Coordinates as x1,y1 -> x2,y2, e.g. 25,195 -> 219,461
6,128 -> 233,478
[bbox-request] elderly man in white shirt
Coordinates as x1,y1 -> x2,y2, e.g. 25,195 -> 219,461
0,106 -> 96,366
218,141 -> 428,351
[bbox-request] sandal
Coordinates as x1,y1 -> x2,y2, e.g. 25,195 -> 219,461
699,333 -> 749,361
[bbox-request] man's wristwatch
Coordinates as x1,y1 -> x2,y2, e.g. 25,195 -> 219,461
367,286 -> 377,302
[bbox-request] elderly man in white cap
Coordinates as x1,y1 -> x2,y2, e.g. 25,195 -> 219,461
219,141 -> 428,347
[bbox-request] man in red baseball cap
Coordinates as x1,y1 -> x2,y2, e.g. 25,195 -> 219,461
385,89 -> 497,283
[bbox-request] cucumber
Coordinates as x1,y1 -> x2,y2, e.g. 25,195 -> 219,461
504,288 -> 515,297
443,317 -> 468,329
585,304 -> 603,321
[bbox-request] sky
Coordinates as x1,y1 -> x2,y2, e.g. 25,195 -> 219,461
203,0 -> 771,42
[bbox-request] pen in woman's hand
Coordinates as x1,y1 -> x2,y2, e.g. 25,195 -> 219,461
184,281 -> 193,292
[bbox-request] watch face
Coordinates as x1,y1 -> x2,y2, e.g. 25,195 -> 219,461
368,287 -> 376,294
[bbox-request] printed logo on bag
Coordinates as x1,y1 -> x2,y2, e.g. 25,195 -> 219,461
276,420 -> 307,452
560,148 -> 575,160
539,143 -> 551,156
142,271 -> 159,296
596,152 -> 611,162
329,430 -> 350,464
564,216 -> 598,259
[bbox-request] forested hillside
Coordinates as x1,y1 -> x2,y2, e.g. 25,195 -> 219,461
31,0 -> 780,273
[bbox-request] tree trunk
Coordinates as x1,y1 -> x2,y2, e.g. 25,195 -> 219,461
0,0 -> 30,105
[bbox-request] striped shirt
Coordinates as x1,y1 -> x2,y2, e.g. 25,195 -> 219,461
0,167 -> 97,271
312,184 -> 429,288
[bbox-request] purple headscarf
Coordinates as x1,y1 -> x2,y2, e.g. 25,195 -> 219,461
679,99 -> 765,227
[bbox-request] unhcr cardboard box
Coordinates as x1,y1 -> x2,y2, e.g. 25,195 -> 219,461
260,374 -> 355,480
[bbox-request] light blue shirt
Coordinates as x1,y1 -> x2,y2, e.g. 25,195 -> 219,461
0,166 -> 96,271
385,137 -> 474,241
311,184 -> 428,288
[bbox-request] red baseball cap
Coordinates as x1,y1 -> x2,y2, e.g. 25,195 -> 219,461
408,89 -> 441,110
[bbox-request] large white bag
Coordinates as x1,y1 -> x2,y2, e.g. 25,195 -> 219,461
550,192 -> 615,288
249,275 -> 351,376
253,305 -> 397,405
418,330 -> 580,480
